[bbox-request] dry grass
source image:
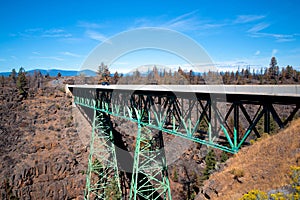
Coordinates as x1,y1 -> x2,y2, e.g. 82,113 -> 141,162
202,118 -> 300,200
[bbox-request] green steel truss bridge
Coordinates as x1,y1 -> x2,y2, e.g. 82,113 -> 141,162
68,84 -> 300,200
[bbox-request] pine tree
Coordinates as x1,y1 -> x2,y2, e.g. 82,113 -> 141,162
269,57 -> 279,82
10,68 -> 17,84
1,75 -> 5,87
286,65 -> 293,79
113,71 -> 119,84
16,67 -> 28,98
202,149 -> 216,180
98,62 -> 110,84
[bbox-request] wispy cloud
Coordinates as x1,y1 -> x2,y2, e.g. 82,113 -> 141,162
85,30 -> 109,42
131,12 -> 266,34
165,10 -> 199,29
14,28 -> 72,38
25,28 -> 43,33
252,31 -> 295,42
61,51 -> 82,57
0,58 -> 6,62
255,50 -> 261,56
234,15 -> 266,24
162,13 -> 266,32
164,10 -> 226,31
248,23 -> 297,42
78,21 -> 103,29
128,10 -> 226,32
247,23 -> 270,33
41,29 -> 72,38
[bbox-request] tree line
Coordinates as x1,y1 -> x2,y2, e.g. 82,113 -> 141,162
0,67 -> 60,100
2,57 -> 299,99
99,57 -> 300,85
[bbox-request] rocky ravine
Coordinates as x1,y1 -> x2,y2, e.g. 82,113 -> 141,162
0,85 -> 89,199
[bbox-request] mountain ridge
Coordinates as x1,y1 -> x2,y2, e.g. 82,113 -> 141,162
0,69 -> 97,77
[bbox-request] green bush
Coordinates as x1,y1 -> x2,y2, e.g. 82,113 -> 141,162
173,167 -> 178,182
230,168 -> 245,179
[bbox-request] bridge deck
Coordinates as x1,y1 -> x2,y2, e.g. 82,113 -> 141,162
67,84 -> 300,96
68,85 -> 300,104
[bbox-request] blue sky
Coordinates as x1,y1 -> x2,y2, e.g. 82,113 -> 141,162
0,0 -> 299,73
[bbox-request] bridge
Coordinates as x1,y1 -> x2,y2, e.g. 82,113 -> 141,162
67,84 -> 300,200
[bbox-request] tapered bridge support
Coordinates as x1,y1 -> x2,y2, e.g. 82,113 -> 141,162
85,110 -> 121,200
130,123 -> 172,200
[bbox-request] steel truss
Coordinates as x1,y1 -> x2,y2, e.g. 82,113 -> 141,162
71,87 -> 300,199
84,103 -> 121,199
130,125 -> 172,200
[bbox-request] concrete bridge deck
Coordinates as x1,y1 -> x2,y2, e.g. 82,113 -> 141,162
67,84 -> 300,97
68,84 -> 300,105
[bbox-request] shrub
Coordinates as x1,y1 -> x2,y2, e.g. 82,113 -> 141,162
230,168 -> 245,179
58,87 -> 65,93
270,192 -> 286,200
173,167 -> 178,182
221,151 -> 229,163
240,189 -> 268,200
290,166 -> 300,196
55,104 -> 61,110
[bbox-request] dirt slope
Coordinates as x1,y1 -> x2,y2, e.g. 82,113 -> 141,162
198,118 -> 300,200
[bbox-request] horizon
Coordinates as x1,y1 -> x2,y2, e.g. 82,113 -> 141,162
0,1 -> 300,73
1,62 -> 299,77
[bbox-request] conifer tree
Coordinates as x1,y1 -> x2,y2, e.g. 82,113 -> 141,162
16,67 -> 28,98
269,57 -> 279,82
1,75 -> 5,87
202,149 -> 216,180
10,68 -> 17,84
113,71 -> 119,84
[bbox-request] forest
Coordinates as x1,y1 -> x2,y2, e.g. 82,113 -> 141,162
100,56 -> 300,85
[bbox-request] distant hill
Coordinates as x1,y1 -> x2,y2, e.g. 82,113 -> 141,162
0,69 -> 97,77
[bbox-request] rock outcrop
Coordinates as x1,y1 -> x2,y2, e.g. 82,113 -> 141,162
0,84 -> 88,199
